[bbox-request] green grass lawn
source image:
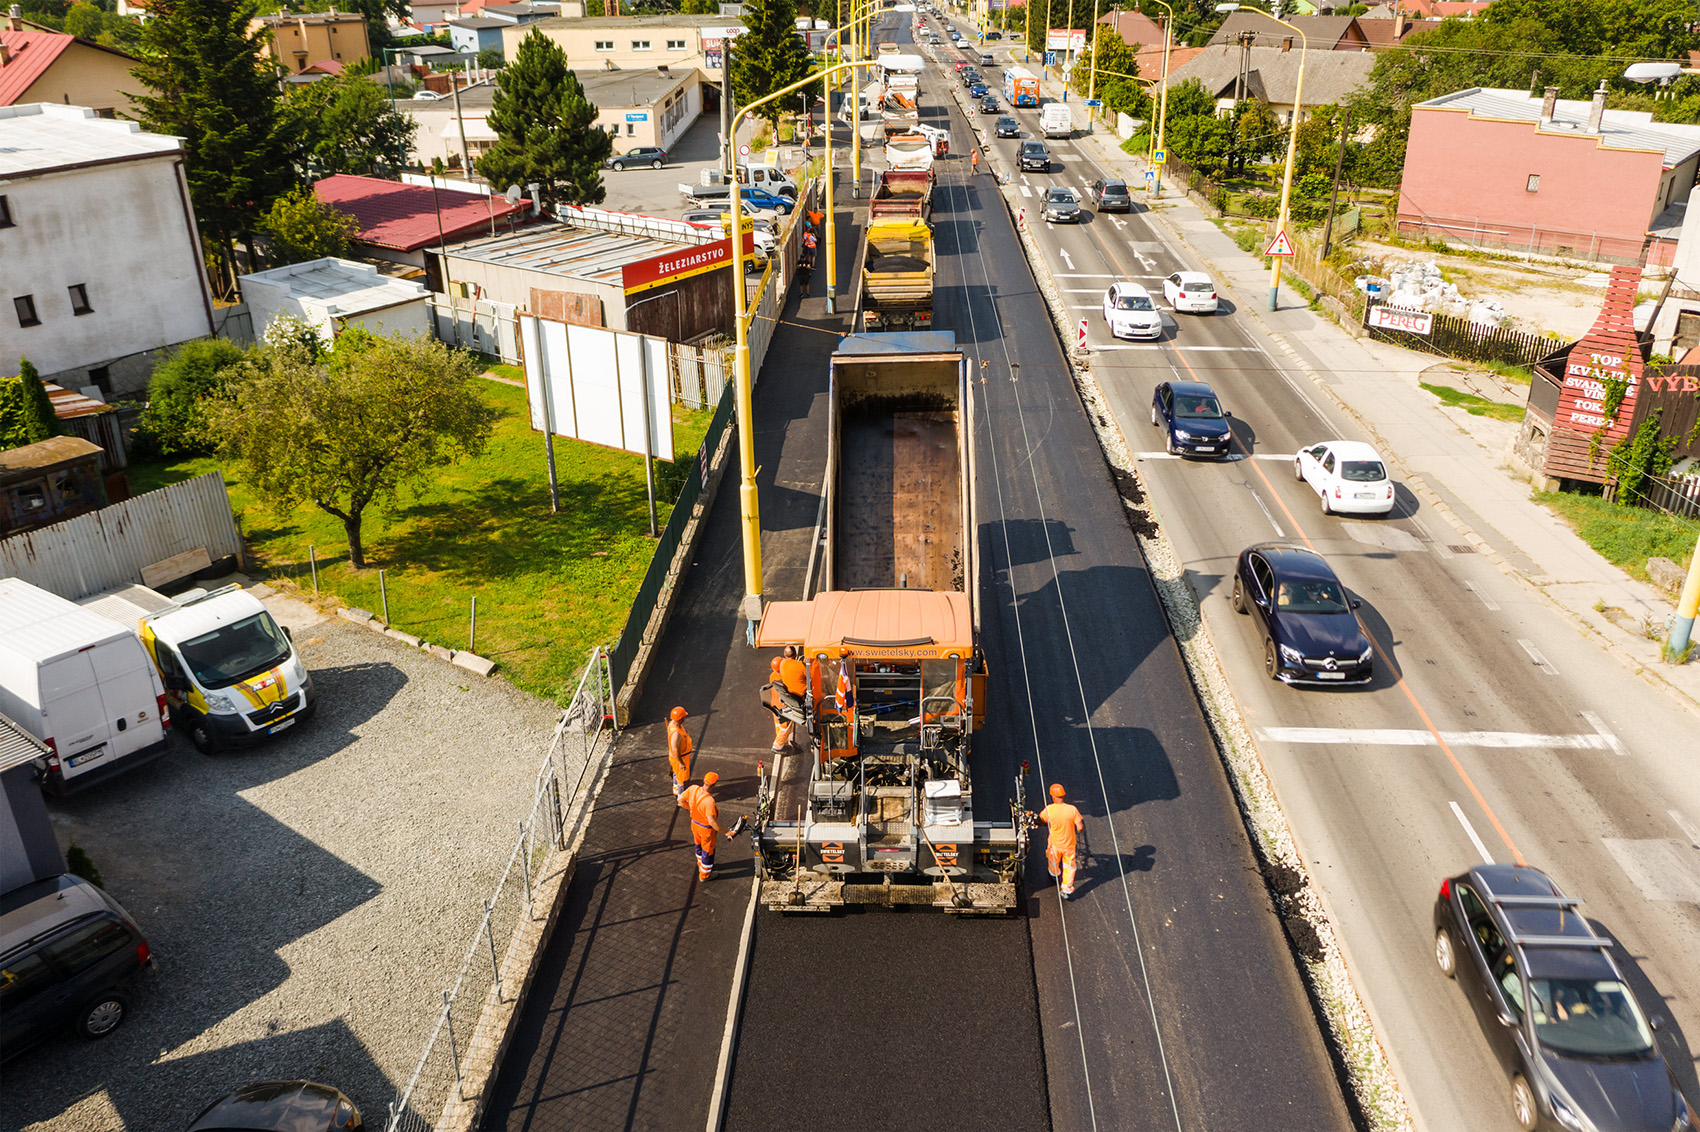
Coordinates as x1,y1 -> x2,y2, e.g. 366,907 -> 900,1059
1534,491 -> 1697,583
128,379 -> 714,702
1419,383 -> 1526,424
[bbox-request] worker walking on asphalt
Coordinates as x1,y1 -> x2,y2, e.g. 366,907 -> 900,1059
679,771 -> 735,881
971,148 -> 979,175
1034,784 -> 1085,898
666,706 -> 693,799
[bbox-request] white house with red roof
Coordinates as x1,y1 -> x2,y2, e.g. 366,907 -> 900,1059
0,8 -> 142,118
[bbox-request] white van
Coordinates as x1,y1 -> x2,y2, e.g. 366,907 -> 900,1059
0,580 -> 172,795
1041,102 -> 1074,138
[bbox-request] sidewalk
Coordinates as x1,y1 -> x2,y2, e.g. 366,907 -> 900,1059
1009,66 -> 1700,708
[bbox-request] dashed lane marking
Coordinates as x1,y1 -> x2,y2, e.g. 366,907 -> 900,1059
1464,581 -> 1500,611
1450,801 -> 1495,865
1517,639 -> 1559,676
1580,711 -> 1626,756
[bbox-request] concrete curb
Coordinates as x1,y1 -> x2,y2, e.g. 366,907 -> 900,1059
331,602 -> 501,676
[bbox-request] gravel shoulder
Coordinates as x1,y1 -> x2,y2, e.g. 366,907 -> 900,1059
7,603 -> 561,1132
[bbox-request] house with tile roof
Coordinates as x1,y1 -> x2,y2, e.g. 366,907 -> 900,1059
253,9 -> 371,75
1159,43 -> 1375,123
0,9 -> 142,118
312,173 -> 536,268
1207,13 -> 1370,52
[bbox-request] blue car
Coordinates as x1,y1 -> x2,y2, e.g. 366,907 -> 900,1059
1151,379 -> 1232,458
740,187 -> 795,215
969,83 -> 990,98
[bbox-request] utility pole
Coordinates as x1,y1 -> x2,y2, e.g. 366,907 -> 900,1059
721,50 -> 734,177
1320,106 -> 1348,258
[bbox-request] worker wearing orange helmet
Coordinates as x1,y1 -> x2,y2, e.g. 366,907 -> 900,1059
1034,783 -> 1085,898
666,706 -> 693,799
679,771 -> 734,881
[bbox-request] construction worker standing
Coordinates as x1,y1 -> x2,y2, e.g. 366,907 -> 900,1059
679,771 -> 733,881
666,706 -> 693,799
767,657 -> 792,753
1034,784 -> 1085,898
834,646 -> 855,717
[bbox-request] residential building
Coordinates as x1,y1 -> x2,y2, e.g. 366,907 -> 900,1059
0,10 -> 142,118
1206,13 -> 1370,52
1397,86 -> 1700,264
253,9 -> 372,75
0,104 -> 216,397
238,258 -> 432,346
1158,43 -> 1374,123
449,16 -> 512,57
503,14 -> 741,85
408,0 -> 460,30
313,172 -> 534,268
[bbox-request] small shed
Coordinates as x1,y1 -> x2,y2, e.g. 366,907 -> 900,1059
238,257 -> 434,347
44,382 -> 126,474
0,436 -> 107,537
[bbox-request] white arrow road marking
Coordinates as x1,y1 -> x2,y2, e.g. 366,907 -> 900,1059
1257,727 -> 1622,749
1060,248 -> 1075,270
1111,217 -> 1128,230
1133,249 -> 1156,271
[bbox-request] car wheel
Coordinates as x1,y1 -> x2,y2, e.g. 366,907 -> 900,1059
76,992 -> 128,1039
189,718 -> 219,755
611,161 -> 624,171
1264,639 -> 1280,680
1231,578 -> 1247,614
651,159 -> 663,169
1321,491 -> 1333,515
1510,1077 -> 1538,1131
1165,431 -> 1177,456
1434,928 -> 1457,978
1293,457 -> 1305,482
1150,404 -> 1159,426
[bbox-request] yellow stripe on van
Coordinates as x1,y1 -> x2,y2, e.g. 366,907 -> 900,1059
233,669 -> 289,710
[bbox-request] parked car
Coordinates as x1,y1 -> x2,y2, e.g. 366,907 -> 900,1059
1151,380 -> 1232,458
1163,270 -> 1219,313
1,874 -> 153,1057
738,186 -> 795,215
1294,440 -> 1395,516
187,1081 -> 363,1131
1019,140 -> 1050,171
1086,178 -> 1132,212
995,115 -> 1020,138
1230,544 -> 1372,685
1433,864 -> 1695,1132
986,30 -> 1002,39
979,95 -> 1000,114
1041,186 -> 1081,224
605,146 -> 667,171
1100,281 -> 1161,339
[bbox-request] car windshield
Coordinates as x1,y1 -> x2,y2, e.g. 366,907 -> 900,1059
1274,578 -> 1350,613
1175,396 -> 1222,419
1527,978 -> 1654,1057
1046,190 -> 1074,203
178,612 -> 292,689
1341,459 -> 1387,482
1113,293 -> 1154,311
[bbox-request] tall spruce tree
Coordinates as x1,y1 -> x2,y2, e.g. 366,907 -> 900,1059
131,0 -> 293,295
478,30 -> 613,209
728,0 -> 815,132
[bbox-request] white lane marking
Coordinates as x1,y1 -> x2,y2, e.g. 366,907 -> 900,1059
1173,345 -> 1265,352
1251,490 -> 1285,537
1464,581 -> 1500,611
1134,451 -> 1295,461
1018,184 -> 1032,198
1670,810 -> 1700,849
1450,801 -> 1495,865
1093,343 -> 1161,350
1518,639 -> 1559,676
1060,247 -> 1076,269
1603,838 -> 1700,902
1055,273 -> 1123,278
1133,248 -> 1157,271
1062,288 -> 1108,293
1111,217 -> 1128,230
1580,711 -> 1626,756
1259,726 -> 1624,750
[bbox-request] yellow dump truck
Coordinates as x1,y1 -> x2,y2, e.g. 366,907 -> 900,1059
857,218 -> 934,332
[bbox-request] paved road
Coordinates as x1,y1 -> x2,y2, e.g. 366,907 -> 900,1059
977,64 -> 1700,1132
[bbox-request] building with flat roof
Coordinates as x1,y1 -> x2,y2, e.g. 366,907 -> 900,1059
0,11 -> 142,118
0,104 -> 215,397
238,257 -> 433,346
253,9 -> 372,74
313,172 -> 535,268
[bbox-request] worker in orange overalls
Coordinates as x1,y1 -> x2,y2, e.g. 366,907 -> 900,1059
679,771 -> 734,881
772,645 -> 808,752
1034,783 -> 1085,898
666,706 -> 692,799
766,657 -> 791,753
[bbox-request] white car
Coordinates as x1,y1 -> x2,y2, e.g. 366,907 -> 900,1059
1163,270 -> 1219,314
1294,440 -> 1396,515
1102,282 -> 1163,340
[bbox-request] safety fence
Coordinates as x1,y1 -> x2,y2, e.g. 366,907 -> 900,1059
1362,300 -> 1558,369
382,648 -> 616,1132
1395,211 -> 1670,268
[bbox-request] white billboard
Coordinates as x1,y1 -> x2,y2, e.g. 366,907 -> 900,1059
519,316 -> 675,461
1045,28 -> 1086,50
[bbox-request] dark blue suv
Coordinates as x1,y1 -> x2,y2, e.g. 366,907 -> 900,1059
1151,380 -> 1232,458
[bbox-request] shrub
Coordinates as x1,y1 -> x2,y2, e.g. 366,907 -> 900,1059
134,339 -> 247,458
66,844 -> 104,888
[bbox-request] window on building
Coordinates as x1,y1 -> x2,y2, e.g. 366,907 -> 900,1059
594,39 -> 614,49
666,38 -> 685,48
626,122 -> 636,135
88,366 -> 111,394
13,295 -> 39,328
1526,174 -> 1540,192
0,195 -> 11,227
68,284 -> 92,315
632,39 -> 651,49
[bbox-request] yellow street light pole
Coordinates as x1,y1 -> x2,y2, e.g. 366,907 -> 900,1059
730,59 -> 881,629
823,9 -> 881,308
1143,0 -> 1173,196
834,3 -> 883,198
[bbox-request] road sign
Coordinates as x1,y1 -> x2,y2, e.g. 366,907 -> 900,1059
1083,98 -> 1102,107
739,143 -> 751,157
1264,228 -> 1295,257
1144,169 -> 1154,185
1152,148 -> 1166,165
1077,318 -> 1088,348
1043,50 -> 1057,65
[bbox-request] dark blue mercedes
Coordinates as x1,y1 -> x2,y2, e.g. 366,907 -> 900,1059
1230,543 -> 1373,685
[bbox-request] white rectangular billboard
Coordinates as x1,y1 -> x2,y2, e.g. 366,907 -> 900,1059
519,316 -> 675,461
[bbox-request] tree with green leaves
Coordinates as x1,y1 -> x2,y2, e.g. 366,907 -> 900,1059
280,72 -> 417,177
680,0 -> 718,12
728,0 -> 815,132
1232,97 -> 1283,170
0,358 -> 61,451
476,46 -> 504,69
133,339 -> 247,458
478,29 -> 613,209
1070,25 -> 1151,126
206,331 -> 496,568
259,187 -> 360,264
131,0 -> 293,296
1166,112 -> 1234,177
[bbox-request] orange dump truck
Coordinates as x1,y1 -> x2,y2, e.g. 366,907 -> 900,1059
752,332 -> 1028,913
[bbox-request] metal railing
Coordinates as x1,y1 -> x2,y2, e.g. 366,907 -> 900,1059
383,648 -> 616,1132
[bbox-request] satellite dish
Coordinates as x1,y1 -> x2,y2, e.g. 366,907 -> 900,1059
503,184 -> 522,204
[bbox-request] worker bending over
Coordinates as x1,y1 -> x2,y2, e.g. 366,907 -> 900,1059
666,706 -> 692,799
1034,783 -> 1085,898
679,771 -> 736,881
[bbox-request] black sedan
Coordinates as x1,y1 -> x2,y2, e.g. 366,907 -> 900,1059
1019,141 -> 1050,171
1151,380 -> 1231,458
979,95 -> 1000,114
188,1082 -> 362,1130
1040,186 -> 1081,224
1086,178 -> 1132,211
1230,544 -> 1372,685
605,146 -> 667,170
995,115 -> 1020,137
1434,864 -> 1696,1132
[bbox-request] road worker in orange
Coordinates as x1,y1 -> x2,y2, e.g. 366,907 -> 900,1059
666,706 -> 693,798
1035,783 -> 1085,898
833,646 -> 855,717
771,646 -> 809,752
679,771 -> 734,881
767,657 -> 792,753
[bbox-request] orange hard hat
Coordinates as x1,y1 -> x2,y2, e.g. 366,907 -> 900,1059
770,657 -> 782,672
1049,783 -> 1066,799
838,646 -> 852,657
670,706 -> 687,721
703,771 -> 719,787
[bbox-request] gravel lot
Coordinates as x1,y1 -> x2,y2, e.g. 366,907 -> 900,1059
6,596 -> 562,1132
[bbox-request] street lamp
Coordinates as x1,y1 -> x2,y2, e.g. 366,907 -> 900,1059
1216,2 -> 1305,312
827,5 -> 886,198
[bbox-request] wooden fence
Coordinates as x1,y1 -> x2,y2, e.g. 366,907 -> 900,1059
1362,301 -> 1559,369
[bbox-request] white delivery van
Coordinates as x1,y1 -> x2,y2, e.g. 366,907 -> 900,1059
1041,102 -> 1074,138
0,580 -> 172,795
86,584 -> 315,755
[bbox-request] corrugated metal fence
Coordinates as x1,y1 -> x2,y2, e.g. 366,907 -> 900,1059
0,473 -> 242,601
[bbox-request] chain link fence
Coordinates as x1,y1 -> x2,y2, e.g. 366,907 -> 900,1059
383,648 -> 616,1132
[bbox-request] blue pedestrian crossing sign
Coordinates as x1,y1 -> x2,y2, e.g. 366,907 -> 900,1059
1153,148 -> 1167,165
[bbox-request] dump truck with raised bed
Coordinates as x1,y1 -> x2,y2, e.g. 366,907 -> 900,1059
869,168 -> 935,222
856,218 -> 934,332
751,331 -> 1028,913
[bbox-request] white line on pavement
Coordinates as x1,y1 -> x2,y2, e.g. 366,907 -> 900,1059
1251,491 -> 1285,538
1450,801 -> 1496,865
1060,248 -> 1076,269
1259,726 -> 1621,750
1670,810 -> 1700,849
1580,711 -> 1626,756
1518,639 -> 1559,676
1018,185 -> 1032,197
1464,581 -> 1500,611
1134,452 -> 1293,461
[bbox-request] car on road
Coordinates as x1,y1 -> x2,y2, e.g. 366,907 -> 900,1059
1294,440 -> 1395,516
1085,178 -> 1132,212
979,51 -> 995,65
188,1081 -> 363,1131
737,186 -> 795,215
961,68 -> 980,86
969,82 -> 990,97
1041,186 -> 1081,223
605,146 -> 667,171
995,115 -> 1020,137
953,58 -> 969,70
1230,544 -> 1372,685
1101,281 -> 1162,339
1433,864 -> 1695,1132
949,29 -> 960,40
979,95 -> 1000,113
1163,270 -> 1219,313
927,31 -> 940,42
986,30 -> 1002,39
1151,380 -> 1232,458
1019,140 -> 1050,171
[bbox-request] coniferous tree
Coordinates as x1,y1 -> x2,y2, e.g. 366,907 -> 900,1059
0,358 -> 62,451
728,0 -> 815,133
131,0 -> 293,295
478,30 -> 613,209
